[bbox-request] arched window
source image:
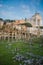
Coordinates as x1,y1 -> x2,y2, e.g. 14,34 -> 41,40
33,19 -> 36,25
37,19 -> 40,25
33,19 -> 36,22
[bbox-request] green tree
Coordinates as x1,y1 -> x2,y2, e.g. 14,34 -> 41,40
0,18 -> 3,21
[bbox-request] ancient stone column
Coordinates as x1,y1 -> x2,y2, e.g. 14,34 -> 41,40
8,33 -> 10,43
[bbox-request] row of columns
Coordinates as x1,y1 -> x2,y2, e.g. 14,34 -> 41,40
0,31 -> 30,41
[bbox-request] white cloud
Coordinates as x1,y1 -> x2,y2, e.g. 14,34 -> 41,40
21,4 -> 29,10
21,4 -> 33,17
0,10 -> 18,19
0,4 -> 3,7
21,4 -> 29,11
4,5 -> 14,9
30,0 -> 41,10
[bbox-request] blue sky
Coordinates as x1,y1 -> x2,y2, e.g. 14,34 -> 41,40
0,0 -> 43,22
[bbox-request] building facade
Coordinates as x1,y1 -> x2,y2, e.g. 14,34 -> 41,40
0,13 -> 43,41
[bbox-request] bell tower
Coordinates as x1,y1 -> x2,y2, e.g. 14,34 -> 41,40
35,13 -> 41,36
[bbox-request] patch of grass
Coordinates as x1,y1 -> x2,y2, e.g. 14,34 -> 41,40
0,40 -> 43,65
